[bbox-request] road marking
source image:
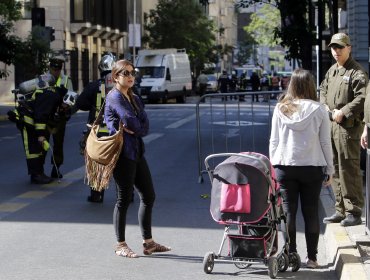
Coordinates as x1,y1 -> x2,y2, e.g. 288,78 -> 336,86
143,133 -> 163,143
222,129 -> 240,138
166,113 -> 202,129
0,202 -> 28,212
213,120 -> 266,126
18,191 -> 52,199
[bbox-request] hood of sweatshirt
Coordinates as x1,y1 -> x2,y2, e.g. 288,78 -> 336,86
276,99 -> 322,131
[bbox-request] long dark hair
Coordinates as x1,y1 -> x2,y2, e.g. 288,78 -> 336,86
279,68 -> 317,117
111,59 -> 140,113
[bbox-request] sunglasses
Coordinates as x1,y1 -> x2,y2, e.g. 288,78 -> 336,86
118,70 -> 137,77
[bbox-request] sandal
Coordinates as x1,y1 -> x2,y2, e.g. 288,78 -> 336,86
115,242 -> 138,258
143,241 -> 171,255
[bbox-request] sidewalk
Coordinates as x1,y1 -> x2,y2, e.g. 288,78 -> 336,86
321,185 -> 370,280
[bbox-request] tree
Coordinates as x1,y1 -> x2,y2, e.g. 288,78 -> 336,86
236,33 -> 257,65
15,26 -> 55,80
236,0 -> 315,69
142,0 -> 216,73
244,4 -> 281,47
0,0 -> 23,78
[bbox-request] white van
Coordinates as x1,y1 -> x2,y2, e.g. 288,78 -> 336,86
135,48 -> 192,103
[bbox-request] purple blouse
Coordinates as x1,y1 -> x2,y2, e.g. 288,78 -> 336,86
104,88 -> 149,161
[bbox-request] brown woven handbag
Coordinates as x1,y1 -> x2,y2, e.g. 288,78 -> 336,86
84,103 -> 123,191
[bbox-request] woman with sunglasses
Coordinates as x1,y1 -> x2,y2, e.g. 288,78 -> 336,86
105,59 -> 171,258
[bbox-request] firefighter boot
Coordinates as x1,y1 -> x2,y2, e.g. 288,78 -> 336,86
31,174 -> 53,184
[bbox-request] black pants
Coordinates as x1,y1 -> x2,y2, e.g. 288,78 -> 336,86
274,165 -> 324,261
113,155 -> 155,242
50,119 -> 67,167
20,125 -> 46,175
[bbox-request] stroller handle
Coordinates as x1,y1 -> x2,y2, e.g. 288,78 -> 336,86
204,152 -> 271,183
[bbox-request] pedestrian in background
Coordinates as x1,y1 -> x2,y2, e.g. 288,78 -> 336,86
250,71 -> 260,102
269,68 -> 334,269
218,70 -> 230,101
47,56 -> 74,179
75,53 -> 116,203
197,71 -> 208,101
105,59 -> 171,258
320,33 -> 368,227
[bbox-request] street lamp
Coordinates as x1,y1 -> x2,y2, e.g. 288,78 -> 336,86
312,0 -> 323,89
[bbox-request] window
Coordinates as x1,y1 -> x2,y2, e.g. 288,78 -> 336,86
71,0 -> 84,22
19,0 -> 32,19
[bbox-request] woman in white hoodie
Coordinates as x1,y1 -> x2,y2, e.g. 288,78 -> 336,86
269,68 -> 334,269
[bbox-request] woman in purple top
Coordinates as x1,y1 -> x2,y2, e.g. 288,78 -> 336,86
105,59 -> 171,258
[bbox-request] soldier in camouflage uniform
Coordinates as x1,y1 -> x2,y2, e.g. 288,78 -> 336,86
320,33 -> 368,227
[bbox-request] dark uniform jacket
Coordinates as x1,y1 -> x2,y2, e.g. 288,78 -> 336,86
320,56 -> 368,126
32,88 -> 64,137
76,79 -> 102,124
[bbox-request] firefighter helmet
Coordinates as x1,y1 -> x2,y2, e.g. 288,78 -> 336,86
98,53 -> 116,74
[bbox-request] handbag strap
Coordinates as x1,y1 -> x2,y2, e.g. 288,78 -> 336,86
92,99 -> 106,126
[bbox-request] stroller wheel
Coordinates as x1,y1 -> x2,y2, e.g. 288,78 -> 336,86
289,252 -> 301,272
233,258 -> 251,269
277,252 -> 289,272
203,252 -> 215,274
267,256 -> 278,279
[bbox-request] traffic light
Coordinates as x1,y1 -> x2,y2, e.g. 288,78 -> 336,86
45,26 -> 55,42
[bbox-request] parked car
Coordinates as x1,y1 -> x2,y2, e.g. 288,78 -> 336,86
196,73 -> 218,94
206,74 -> 218,93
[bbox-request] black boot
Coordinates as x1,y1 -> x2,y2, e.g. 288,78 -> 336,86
87,189 -> 104,203
31,173 -> 53,184
340,214 -> 362,227
51,166 -> 63,179
323,212 -> 345,223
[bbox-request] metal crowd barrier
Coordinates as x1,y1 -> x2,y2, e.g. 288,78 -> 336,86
196,90 -> 282,183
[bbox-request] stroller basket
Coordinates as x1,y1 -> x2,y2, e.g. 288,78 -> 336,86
229,231 -> 274,259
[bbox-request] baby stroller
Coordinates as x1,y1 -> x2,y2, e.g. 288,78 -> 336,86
203,152 -> 300,279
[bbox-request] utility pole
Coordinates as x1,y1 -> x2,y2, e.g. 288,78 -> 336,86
133,0 -> 137,63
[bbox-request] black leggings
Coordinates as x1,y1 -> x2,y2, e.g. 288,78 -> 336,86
274,166 -> 324,261
113,155 -> 155,242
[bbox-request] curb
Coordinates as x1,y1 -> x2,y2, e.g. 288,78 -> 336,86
324,223 -> 367,280
321,186 -> 369,280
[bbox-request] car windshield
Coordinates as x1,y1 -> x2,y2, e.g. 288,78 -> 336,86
207,75 -> 217,81
138,66 -> 165,78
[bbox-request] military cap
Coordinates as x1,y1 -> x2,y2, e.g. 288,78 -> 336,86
328,33 -> 351,48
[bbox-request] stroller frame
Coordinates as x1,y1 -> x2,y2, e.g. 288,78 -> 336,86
203,152 -> 301,279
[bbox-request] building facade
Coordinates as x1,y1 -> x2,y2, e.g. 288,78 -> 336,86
0,0 -> 158,100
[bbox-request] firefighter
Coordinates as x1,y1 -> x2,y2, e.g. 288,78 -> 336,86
8,78 -> 77,184
47,56 -> 74,179
75,53 -> 116,203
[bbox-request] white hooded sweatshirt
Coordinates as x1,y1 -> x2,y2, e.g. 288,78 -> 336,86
269,99 -> 334,175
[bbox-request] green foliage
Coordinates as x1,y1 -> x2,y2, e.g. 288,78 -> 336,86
237,0 -> 315,69
0,0 -> 23,78
244,4 -> 281,47
142,0 -> 216,72
237,33 -> 257,65
15,27 -> 54,78
0,1 -> 52,79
